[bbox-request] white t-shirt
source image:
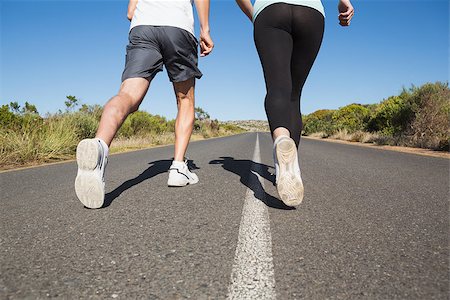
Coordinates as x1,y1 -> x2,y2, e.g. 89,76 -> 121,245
130,0 -> 195,35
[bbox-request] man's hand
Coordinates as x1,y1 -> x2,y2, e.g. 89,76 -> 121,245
194,0 -> 214,56
338,0 -> 354,26
199,29 -> 214,57
128,0 -> 138,21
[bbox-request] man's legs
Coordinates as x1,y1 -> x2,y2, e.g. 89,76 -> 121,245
173,78 -> 195,162
167,78 -> 199,187
96,77 -> 150,146
75,77 -> 150,208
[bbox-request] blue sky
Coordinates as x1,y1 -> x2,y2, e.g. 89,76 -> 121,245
0,0 -> 448,121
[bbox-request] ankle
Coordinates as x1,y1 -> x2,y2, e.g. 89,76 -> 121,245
171,160 -> 186,167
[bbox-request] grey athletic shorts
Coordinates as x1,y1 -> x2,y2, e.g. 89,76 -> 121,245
122,25 -> 202,83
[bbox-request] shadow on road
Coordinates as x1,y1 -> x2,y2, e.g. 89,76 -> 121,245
209,157 -> 294,210
103,159 -> 199,208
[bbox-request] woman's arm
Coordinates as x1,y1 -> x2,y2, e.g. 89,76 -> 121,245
194,0 -> 214,56
235,0 -> 253,21
127,0 -> 138,21
338,0 -> 354,26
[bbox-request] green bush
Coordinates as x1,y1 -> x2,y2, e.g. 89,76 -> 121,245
130,111 -> 155,136
302,82 -> 449,150
0,105 -> 18,128
71,112 -> 99,139
166,119 -> 176,133
303,109 -> 335,135
117,117 -> 133,138
0,103 -> 43,131
146,114 -> 168,134
0,99 -> 244,168
366,96 -> 410,135
79,104 -> 103,121
120,111 -> 169,136
332,104 -> 370,133
407,82 -> 450,150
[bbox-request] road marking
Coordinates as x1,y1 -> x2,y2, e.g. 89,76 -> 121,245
228,134 -> 276,300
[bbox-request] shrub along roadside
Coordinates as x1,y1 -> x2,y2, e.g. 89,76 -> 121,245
0,101 -> 244,169
302,82 -> 449,151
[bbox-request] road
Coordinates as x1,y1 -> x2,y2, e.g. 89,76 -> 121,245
1,133 -> 448,299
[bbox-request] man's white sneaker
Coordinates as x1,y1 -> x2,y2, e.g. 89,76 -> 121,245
274,136 -> 304,206
167,160 -> 199,187
74,138 -> 108,208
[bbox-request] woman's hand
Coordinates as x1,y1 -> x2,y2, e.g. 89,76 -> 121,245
338,0 -> 354,26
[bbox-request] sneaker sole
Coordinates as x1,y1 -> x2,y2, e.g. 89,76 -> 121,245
167,178 -> 199,187
75,139 -> 105,209
276,138 -> 304,206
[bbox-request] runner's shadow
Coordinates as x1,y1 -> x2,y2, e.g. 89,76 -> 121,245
209,157 -> 295,210
103,159 -> 199,208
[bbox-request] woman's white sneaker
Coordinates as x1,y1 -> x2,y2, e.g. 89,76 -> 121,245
74,138 -> 108,208
274,136 -> 304,206
167,160 -> 199,187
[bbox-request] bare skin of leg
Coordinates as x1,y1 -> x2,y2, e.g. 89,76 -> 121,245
96,78 -> 150,146
273,127 -> 291,141
173,78 -> 196,162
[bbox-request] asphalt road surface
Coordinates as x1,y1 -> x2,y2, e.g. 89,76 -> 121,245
1,133 -> 448,299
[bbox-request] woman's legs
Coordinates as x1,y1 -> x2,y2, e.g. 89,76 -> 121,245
289,6 -> 325,145
254,3 -> 324,147
254,3 -> 294,141
254,3 -> 324,206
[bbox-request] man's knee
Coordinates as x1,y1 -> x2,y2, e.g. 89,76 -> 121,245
176,93 -> 194,105
116,90 -> 140,113
118,77 -> 150,111
103,98 -> 128,118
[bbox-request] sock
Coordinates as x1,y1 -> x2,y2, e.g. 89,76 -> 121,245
171,160 -> 185,168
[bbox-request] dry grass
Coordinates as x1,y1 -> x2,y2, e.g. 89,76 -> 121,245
330,129 -> 386,145
110,137 -> 156,154
350,131 -> 380,143
1,98 -> 247,171
0,117 -> 78,168
330,129 -> 352,141
110,133 -> 177,154
308,132 -> 329,138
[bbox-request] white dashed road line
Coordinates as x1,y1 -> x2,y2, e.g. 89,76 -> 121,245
228,134 -> 276,300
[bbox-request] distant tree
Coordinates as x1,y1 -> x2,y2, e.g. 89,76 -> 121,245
78,104 -> 103,119
65,95 -> 79,112
24,101 -> 39,114
195,107 -> 210,121
9,102 -> 21,113
79,104 -> 90,113
0,105 -> 17,127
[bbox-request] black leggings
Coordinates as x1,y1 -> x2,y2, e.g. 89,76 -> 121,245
254,3 -> 324,147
